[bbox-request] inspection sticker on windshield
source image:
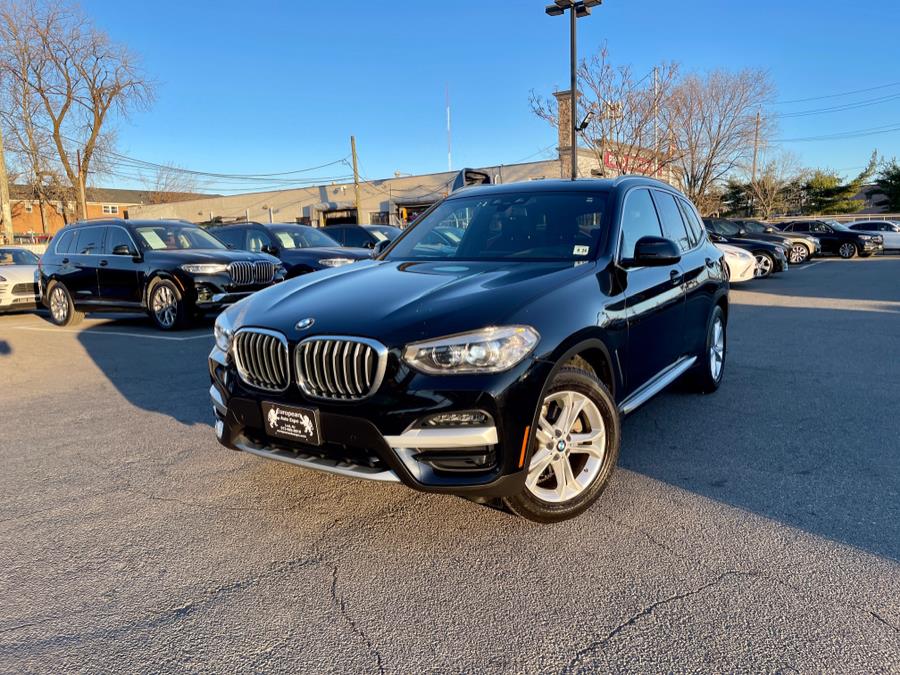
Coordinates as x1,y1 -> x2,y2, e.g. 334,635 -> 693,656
573,245 -> 590,256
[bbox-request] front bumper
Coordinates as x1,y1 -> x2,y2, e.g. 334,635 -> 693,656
0,286 -> 39,310
208,345 -> 541,498
859,241 -> 883,254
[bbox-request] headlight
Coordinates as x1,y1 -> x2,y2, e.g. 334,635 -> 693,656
181,263 -> 229,274
213,311 -> 234,352
319,258 -> 356,268
403,326 -> 539,375
858,235 -> 872,241
0,274 -> 6,282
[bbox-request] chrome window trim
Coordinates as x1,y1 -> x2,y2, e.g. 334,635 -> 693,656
232,327 -> 291,393
294,335 -> 388,401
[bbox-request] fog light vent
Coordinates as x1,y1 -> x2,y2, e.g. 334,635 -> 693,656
422,411 -> 490,427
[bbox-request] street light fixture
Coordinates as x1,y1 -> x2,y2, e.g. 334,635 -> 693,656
545,0 -> 602,180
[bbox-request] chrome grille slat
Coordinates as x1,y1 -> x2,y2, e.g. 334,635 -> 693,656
232,329 -> 289,392
228,261 -> 275,286
294,336 -> 386,401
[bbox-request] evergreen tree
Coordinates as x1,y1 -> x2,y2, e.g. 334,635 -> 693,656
876,159 -> 900,212
804,151 -> 877,214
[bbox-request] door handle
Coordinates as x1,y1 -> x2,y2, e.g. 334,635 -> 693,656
669,269 -> 683,285
99,259 -> 108,267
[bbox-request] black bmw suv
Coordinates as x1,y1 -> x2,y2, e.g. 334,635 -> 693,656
210,178 -> 728,522
41,219 -> 284,330
208,222 -> 371,278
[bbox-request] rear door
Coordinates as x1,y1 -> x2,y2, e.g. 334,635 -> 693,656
98,226 -> 141,304
67,226 -> 104,302
620,188 -> 686,394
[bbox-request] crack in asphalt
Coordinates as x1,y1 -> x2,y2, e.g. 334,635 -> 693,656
330,565 -> 386,675
561,570 -> 760,674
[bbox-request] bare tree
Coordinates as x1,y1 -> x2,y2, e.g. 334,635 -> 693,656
746,150 -> 800,219
143,162 -> 202,204
531,46 -> 680,178
668,69 -> 775,212
0,0 -> 153,219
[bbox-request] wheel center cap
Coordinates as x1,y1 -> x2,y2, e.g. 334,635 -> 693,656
557,440 -> 567,452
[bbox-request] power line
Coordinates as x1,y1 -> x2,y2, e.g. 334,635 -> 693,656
776,121 -> 900,142
775,80 -> 900,105
775,91 -> 900,119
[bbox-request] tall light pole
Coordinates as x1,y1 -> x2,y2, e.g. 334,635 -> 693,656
545,0 -> 602,181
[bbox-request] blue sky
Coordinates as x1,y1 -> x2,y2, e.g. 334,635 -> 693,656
82,0 -> 900,191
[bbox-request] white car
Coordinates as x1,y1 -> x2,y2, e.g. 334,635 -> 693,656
715,242 -> 756,283
0,247 -> 41,312
845,220 -> 900,251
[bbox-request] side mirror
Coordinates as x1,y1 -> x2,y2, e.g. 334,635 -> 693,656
262,244 -> 279,256
765,226 -> 776,233
737,228 -> 747,236
363,240 -> 376,249
372,239 -> 390,256
112,244 -> 136,256
624,236 -> 681,267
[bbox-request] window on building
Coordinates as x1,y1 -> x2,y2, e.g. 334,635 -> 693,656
102,204 -> 119,215
370,211 -> 391,225
24,202 -> 33,213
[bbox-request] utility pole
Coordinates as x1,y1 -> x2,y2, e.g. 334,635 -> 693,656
0,126 -> 13,244
653,66 -> 659,178
350,135 -> 362,225
568,6 -> 577,180
76,149 -> 87,220
749,110 -> 761,217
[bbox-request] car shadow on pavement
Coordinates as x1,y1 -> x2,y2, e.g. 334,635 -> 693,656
619,301 -> 900,562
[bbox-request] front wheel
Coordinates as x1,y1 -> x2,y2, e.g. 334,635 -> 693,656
687,305 -> 726,394
838,242 -> 857,259
754,252 -> 774,278
789,243 -> 810,264
502,367 -> 620,523
148,279 -> 187,330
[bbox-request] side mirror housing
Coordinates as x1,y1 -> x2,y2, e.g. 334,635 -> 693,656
262,244 -> 279,256
765,226 -> 776,233
112,243 -> 136,256
623,236 -> 682,267
372,239 -> 390,256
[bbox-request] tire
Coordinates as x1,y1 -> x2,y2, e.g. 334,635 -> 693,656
46,282 -> 84,327
502,367 -> 620,523
753,252 -> 774,278
838,242 -> 857,259
147,278 -> 187,330
686,305 -> 726,394
789,243 -> 810,264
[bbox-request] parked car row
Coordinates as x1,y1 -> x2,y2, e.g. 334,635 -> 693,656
704,219 -> 791,281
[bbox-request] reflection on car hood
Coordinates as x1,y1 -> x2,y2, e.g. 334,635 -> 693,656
280,246 -> 371,262
144,249 -> 280,264
231,259 -> 594,345
0,264 -> 39,283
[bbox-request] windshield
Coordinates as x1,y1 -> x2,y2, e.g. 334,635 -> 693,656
133,224 -> 226,250
385,191 -> 609,262
0,248 -> 39,265
712,220 -> 740,236
741,221 -> 766,233
830,222 -> 850,232
270,225 -> 340,249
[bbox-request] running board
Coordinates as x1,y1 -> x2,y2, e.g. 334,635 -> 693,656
618,356 -> 697,415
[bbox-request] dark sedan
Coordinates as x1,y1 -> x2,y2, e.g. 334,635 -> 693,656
704,221 -> 789,277
777,220 -> 883,258
728,218 -> 821,264
209,222 -> 370,278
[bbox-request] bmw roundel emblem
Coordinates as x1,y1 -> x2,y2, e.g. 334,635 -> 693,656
295,318 -> 315,331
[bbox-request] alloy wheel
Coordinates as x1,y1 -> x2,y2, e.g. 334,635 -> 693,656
50,286 -> 68,323
151,285 -> 178,328
709,317 -> 725,381
789,244 -> 809,264
526,390 -> 606,503
839,243 -> 856,258
754,254 -> 773,277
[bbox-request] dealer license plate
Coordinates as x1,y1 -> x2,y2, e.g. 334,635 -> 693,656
261,402 -> 322,446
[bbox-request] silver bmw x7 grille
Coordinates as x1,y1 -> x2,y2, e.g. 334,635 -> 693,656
294,337 -> 387,401
232,329 -> 290,392
228,260 -> 276,286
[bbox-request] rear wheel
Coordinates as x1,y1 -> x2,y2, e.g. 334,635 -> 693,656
503,367 -> 620,523
47,283 -> 83,327
789,243 -> 810,264
839,242 -> 857,259
147,279 -> 187,330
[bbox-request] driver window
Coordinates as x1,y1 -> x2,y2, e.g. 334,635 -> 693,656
620,189 -> 663,259
247,229 -> 270,252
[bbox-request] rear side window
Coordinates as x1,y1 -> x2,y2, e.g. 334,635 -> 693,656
677,199 -> 705,245
653,191 -> 692,252
246,228 -> 271,252
341,227 -> 372,248
619,189 -> 663,259
54,229 -> 75,254
75,227 -> 104,254
210,227 -> 245,249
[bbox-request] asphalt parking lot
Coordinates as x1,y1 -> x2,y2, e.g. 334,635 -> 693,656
1,257 -> 898,672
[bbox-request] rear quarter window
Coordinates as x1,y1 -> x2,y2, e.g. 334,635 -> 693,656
53,229 -> 75,255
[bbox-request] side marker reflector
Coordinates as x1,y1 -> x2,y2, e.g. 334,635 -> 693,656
518,426 -> 531,469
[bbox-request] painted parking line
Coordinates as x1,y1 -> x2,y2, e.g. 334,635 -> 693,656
793,260 -> 827,271
9,325 -> 213,341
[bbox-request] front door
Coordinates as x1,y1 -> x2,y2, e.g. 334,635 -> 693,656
98,226 -> 141,304
619,188 -> 686,395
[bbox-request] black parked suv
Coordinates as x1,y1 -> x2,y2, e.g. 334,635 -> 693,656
209,177 -> 728,522
777,219 -> 883,258
325,223 -> 403,248
41,219 -> 284,330
208,222 -> 371,278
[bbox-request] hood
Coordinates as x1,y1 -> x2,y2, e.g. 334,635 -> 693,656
144,248 -> 279,264
0,264 -> 39,283
279,246 -> 371,263
231,259 -> 594,346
